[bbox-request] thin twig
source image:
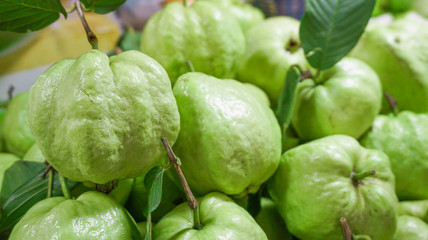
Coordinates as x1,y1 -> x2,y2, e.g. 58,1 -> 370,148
75,1 -> 98,49
41,164 -> 53,179
340,217 -> 353,240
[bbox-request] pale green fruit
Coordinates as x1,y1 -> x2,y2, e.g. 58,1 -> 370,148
269,135 -> 398,240
141,1 -> 245,84
0,107 -> 6,152
392,215 -> 428,240
9,191 -> 139,240
172,72 -> 281,197
243,83 -> 270,107
361,111 -> 428,200
372,0 -> 411,16
28,50 -> 180,184
153,192 -> 267,239
23,144 -> 45,162
413,0 -> 428,18
292,58 -> 382,141
126,170 -> 185,222
255,198 -> 292,240
0,153 -> 20,190
350,15 -> 428,113
198,0 -> 264,33
237,16 -> 308,105
399,200 -> 428,222
2,92 -> 35,157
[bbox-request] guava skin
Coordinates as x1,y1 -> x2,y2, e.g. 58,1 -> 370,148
350,16 -> 428,113
269,135 -> 398,240
28,50 -> 180,184
198,0 -> 265,33
399,200 -> 428,222
153,192 -> 268,240
1,92 -> 35,157
172,72 -> 281,197
9,191 -> 138,240
292,58 -> 382,141
361,111 -> 428,200
392,215 -> 428,240
23,144 -> 45,162
140,1 -> 245,84
237,16 -> 308,105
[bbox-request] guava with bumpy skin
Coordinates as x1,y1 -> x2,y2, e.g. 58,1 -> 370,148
153,192 -> 267,239
392,215 -> 428,240
140,1 -> 245,84
0,153 -> 20,191
350,15 -> 428,113
9,191 -> 139,240
361,111 -> 428,200
399,200 -> 428,222
269,135 -> 398,240
28,50 -> 180,184
1,92 -> 35,157
198,0 -> 264,33
237,16 -> 308,105
126,169 -> 185,222
292,58 -> 382,141
0,107 -> 6,152
255,198 -> 293,240
172,72 -> 281,197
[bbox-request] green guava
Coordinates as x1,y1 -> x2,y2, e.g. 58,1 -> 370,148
23,144 -> 45,162
172,72 -> 281,197
153,192 -> 267,239
0,153 -> 20,191
237,16 -> 308,105
361,111 -> 428,200
292,58 -> 382,141
392,215 -> 428,240
9,191 -> 140,239
198,0 -> 264,33
399,200 -> 428,222
269,135 -> 398,240
1,92 -> 35,157
141,1 -> 245,83
255,198 -> 292,240
350,15 -> 428,113
28,50 -> 180,184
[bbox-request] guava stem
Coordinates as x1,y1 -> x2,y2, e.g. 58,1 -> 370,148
186,61 -> 195,72
41,164 -> 53,179
384,92 -> 398,115
59,174 -> 72,200
351,170 -> 376,182
7,85 -> 14,101
161,138 -> 201,229
76,2 -> 98,49
47,170 -> 53,198
66,3 -> 76,13
340,217 -> 353,240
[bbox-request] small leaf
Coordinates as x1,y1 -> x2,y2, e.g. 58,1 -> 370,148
300,0 -> 376,70
125,211 -> 143,240
275,66 -> 301,133
80,0 -> 126,14
0,0 -> 67,32
143,166 -> 164,217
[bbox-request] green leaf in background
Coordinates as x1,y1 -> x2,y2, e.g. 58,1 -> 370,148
80,0 -> 126,14
300,0 -> 376,70
118,27 -> 142,51
0,162 -> 78,233
0,0 -> 67,33
275,66 -> 301,135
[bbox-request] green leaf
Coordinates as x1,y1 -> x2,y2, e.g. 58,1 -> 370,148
0,163 -> 78,233
0,161 -> 45,204
125,211 -> 143,240
275,66 -> 301,134
0,0 -> 67,33
143,166 -> 164,217
118,28 -> 142,51
300,0 -> 376,70
80,0 -> 126,14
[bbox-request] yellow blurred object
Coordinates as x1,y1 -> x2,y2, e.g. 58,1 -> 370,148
0,12 -> 121,75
